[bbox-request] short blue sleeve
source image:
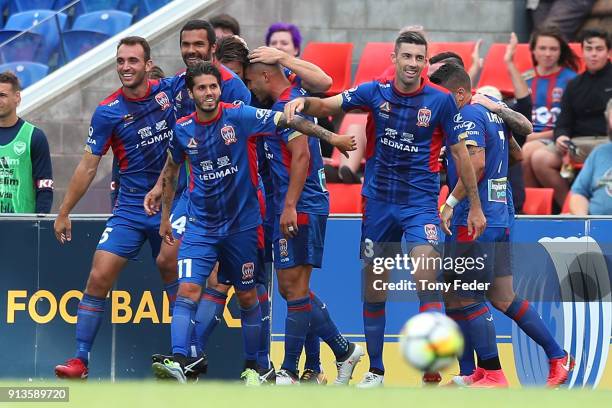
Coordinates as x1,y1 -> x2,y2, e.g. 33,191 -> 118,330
86,106 -> 115,156
340,81 -> 376,112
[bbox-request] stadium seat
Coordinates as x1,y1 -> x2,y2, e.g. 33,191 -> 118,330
135,0 -> 170,21
329,112 -> 369,167
353,42 -> 394,86
561,193 -> 572,215
523,187 -> 555,215
327,183 -> 363,214
0,61 -> 49,88
9,0 -> 61,13
428,41 -> 476,71
72,0 -> 122,16
438,184 -> 449,210
0,31 -> 43,63
62,30 -> 110,60
2,10 -> 68,65
118,0 -> 140,14
302,42 -> 353,96
70,10 -> 133,35
478,42 -> 586,96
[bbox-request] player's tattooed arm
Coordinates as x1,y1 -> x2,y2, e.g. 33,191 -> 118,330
276,113 -> 357,157
159,153 -> 180,245
449,141 -> 486,238
471,93 -> 533,136
283,96 -> 344,122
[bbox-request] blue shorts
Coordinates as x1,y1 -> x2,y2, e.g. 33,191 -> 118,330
273,213 -> 326,270
169,192 -> 188,239
178,226 -> 259,291
96,210 -> 162,260
361,197 -> 441,259
444,226 -> 509,298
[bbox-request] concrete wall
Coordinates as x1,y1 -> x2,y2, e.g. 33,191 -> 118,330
24,0 -> 524,213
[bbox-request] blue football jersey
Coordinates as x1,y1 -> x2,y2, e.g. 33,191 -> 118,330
446,98 -> 511,228
87,79 -> 176,213
263,84 -> 329,215
524,67 -> 576,132
340,77 -> 465,206
169,103 -> 282,236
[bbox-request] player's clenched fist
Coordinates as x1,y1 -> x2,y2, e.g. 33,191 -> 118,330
54,214 -> 72,244
283,97 -> 306,123
467,207 -> 487,240
159,219 -> 175,246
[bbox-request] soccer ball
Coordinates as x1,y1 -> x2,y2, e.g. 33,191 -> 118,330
399,312 -> 464,372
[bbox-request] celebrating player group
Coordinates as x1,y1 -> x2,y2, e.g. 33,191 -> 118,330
52,20 -> 574,388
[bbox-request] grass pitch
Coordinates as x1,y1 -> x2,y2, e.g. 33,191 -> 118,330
1,381 -> 611,408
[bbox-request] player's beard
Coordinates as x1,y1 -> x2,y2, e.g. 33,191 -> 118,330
197,95 -> 220,113
182,51 -> 211,68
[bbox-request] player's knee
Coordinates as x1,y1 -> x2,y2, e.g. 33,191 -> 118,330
235,288 -> 257,308
84,272 -> 112,298
156,253 -> 176,280
177,283 -> 201,301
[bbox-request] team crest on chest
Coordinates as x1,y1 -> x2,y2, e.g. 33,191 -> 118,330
417,107 -> 432,127
551,87 -> 563,103
155,92 -> 171,110
221,125 -> 237,145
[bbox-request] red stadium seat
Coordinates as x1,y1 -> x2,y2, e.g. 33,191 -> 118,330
478,42 -> 585,96
428,41 -> 476,71
561,192 -> 572,215
302,42 -> 353,96
327,183 -> 363,214
329,113 -> 369,167
353,42 -> 394,86
438,184 -> 449,209
523,187 -> 555,215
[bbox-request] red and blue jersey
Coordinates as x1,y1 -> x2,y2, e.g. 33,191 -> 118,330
263,84 -> 329,215
87,79 -> 176,212
169,103 -> 281,236
524,67 -> 576,132
340,77 -> 465,205
446,98 -> 511,228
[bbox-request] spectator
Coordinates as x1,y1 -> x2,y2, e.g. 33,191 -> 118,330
531,28 -> 612,208
569,98 -> 612,215
517,26 -> 579,191
265,22 -> 302,57
210,13 -> 240,39
0,72 -> 53,213
527,0 -> 597,41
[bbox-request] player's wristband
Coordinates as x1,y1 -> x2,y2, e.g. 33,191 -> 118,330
445,194 -> 459,208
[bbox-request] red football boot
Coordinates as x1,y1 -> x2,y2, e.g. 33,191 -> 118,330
422,371 -> 442,385
547,352 -> 575,388
448,367 -> 485,387
470,369 -> 509,388
55,358 -> 88,379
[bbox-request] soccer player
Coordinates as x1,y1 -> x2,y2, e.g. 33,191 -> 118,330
151,61 -> 355,384
284,31 -> 486,387
245,61 -> 364,385
433,63 -> 574,387
53,36 -> 178,379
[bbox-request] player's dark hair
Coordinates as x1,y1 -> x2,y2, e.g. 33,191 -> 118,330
148,65 -> 165,80
529,25 -> 580,72
117,36 -> 151,61
580,28 -> 611,50
186,61 -> 222,91
180,19 -> 216,47
429,63 -> 471,92
394,30 -> 428,54
215,36 -> 249,68
0,71 -> 21,92
429,51 -> 464,67
210,13 -> 240,36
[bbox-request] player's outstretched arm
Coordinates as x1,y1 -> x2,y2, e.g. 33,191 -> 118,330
449,141 -> 486,239
276,112 -> 356,157
159,154 -> 180,245
249,46 -> 332,94
283,95 -> 343,123
471,93 -> 533,136
54,151 -> 102,244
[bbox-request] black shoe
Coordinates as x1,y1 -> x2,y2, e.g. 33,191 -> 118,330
324,164 -> 341,183
339,166 -> 360,184
258,362 -> 277,384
